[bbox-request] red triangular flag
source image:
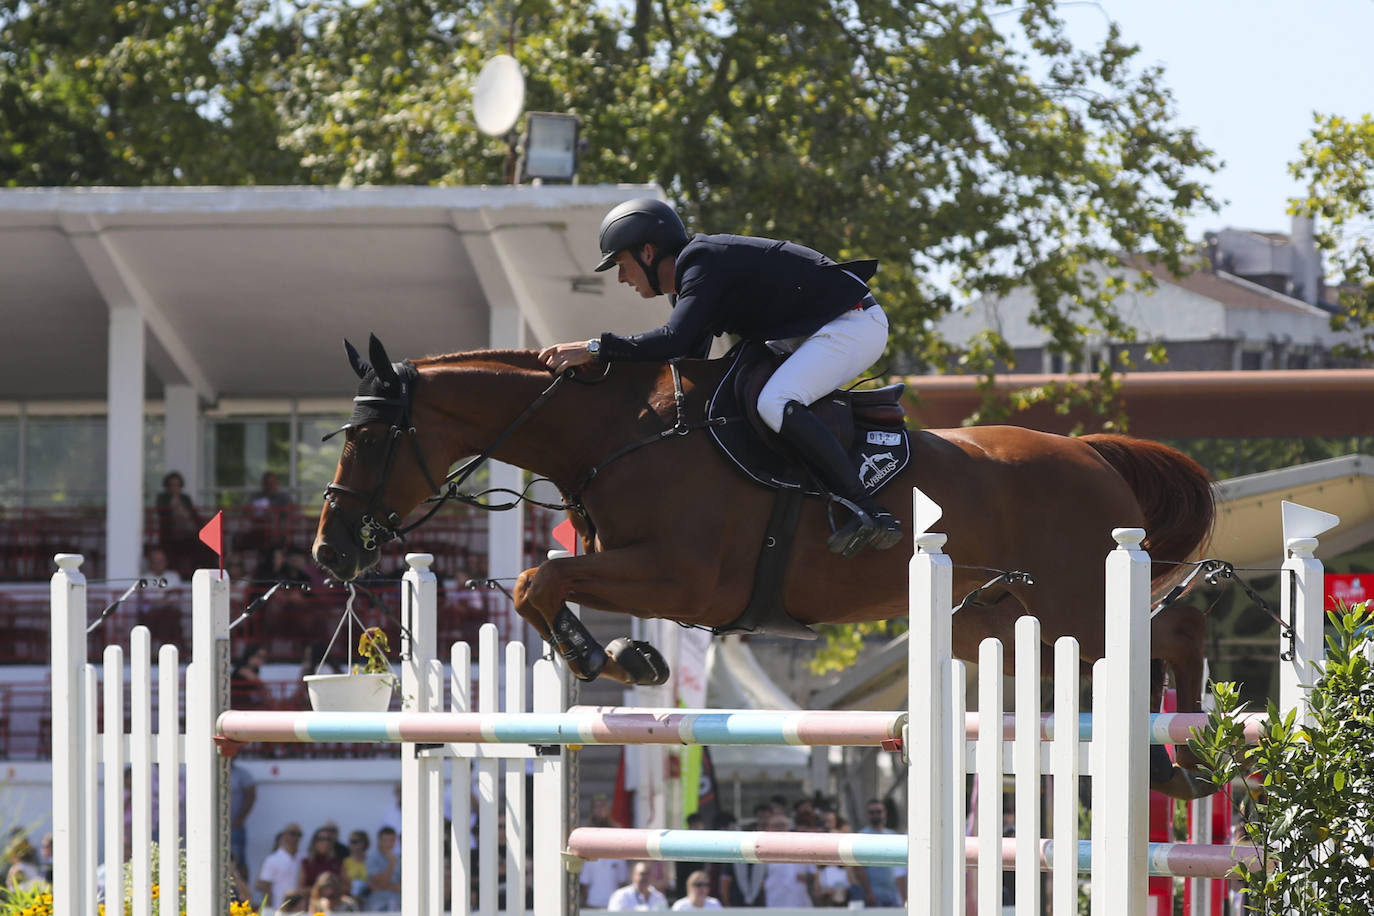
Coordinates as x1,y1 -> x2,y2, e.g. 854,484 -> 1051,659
199,510 -> 224,575
552,518 -> 578,554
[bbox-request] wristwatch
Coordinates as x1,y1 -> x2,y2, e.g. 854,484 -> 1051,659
586,338 -> 602,359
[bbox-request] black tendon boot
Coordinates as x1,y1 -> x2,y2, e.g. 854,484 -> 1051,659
777,401 -> 902,556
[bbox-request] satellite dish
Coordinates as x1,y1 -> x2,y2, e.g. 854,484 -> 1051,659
472,54 -> 525,136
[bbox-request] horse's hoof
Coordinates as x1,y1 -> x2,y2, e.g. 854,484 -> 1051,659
607,638 -> 670,686
570,644 -> 608,682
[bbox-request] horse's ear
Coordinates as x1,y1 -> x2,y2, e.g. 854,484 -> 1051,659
344,339 -> 372,379
368,334 -> 400,386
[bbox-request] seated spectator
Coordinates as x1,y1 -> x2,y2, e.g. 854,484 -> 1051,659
671,869 -> 722,910
342,830 -> 370,900
143,546 -> 184,587
299,827 -> 343,889
230,644 -> 273,710
307,871 -> 360,912
4,832 -> 43,892
607,860 -> 669,911
249,471 -> 294,553
761,814 -> 815,908
253,823 -> 303,909
365,826 -> 401,912
155,471 -> 205,577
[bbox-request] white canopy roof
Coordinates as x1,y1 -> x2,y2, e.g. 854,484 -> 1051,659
0,184 -> 665,403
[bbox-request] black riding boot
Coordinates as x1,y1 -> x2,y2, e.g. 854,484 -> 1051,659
778,400 -> 902,556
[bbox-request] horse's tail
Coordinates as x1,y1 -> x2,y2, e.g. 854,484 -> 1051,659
1080,434 -> 1215,587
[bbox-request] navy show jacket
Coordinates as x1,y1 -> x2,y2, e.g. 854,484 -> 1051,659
597,233 -> 876,362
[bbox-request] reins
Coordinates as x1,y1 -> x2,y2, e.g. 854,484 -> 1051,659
330,359 -> 730,550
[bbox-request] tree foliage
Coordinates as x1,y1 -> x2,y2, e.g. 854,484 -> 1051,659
1190,603 -> 1374,914
3,0 -> 1218,374
1291,113 -> 1374,362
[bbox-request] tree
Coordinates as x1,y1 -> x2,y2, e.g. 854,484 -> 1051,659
0,0 -> 279,184
1291,113 -> 1374,362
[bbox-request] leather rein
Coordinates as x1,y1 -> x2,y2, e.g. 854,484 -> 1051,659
322,361 -> 730,551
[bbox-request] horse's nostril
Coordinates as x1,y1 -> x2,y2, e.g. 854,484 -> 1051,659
315,544 -> 338,567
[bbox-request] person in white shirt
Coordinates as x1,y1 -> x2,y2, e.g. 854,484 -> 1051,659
581,855 -> 629,908
761,814 -> 816,907
671,870 -> 722,910
253,822 -> 303,908
607,861 -> 669,911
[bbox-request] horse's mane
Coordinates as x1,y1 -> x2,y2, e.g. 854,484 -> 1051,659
414,348 -> 546,373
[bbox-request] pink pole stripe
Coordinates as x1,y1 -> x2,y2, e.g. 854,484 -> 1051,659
567,829 -> 1257,879
216,708 -> 905,746
567,707 -> 904,744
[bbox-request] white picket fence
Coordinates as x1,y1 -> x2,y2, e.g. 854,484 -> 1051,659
48,497 -> 1334,916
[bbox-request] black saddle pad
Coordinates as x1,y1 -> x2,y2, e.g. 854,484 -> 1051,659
704,343 -> 911,496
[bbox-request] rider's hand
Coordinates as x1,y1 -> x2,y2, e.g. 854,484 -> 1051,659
538,341 -> 596,373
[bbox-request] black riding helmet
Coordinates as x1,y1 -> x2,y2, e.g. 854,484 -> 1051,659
594,198 -> 689,295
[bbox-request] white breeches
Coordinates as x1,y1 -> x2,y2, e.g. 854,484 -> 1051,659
756,303 -> 890,432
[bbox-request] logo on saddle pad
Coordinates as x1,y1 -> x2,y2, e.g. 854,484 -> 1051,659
859,451 -> 900,488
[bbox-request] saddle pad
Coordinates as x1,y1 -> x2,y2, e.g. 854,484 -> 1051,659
704,346 -> 911,497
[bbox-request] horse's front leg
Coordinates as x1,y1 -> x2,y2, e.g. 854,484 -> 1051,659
512,547 -> 708,686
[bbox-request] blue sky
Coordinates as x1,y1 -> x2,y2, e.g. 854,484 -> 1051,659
1056,0 -> 1374,240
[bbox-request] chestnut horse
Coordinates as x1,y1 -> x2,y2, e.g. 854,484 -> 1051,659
313,337 -> 1216,796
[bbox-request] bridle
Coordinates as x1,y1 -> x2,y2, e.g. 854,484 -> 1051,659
323,356 -> 728,554
322,362 -> 573,552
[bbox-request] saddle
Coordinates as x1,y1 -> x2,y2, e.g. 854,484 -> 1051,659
704,341 -> 911,640
706,341 -> 911,497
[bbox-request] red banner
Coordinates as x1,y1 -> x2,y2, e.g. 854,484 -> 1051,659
1325,572 -> 1370,609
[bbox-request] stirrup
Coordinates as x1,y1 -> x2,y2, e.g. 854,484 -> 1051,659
827,516 -> 879,558
825,496 -> 901,557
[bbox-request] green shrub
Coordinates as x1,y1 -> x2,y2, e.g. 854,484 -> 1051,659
1189,601 -> 1374,914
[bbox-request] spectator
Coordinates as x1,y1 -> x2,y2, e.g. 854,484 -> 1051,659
671,869 -> 722,911
581,854 -> 628,909
851,798 -> 905,907
299,826 -> 343,889
155,471 -> 204,577
307,870 -> 360,912
607,860 -> 669,911
760,814 -> 815,907
673,812 -> 705,898
143,546 -> 184,587
320,821 -> 350,861
228,760 -> 257,881
230,644 -> 272,710
342,830 -> 370,901
815,813 -> 854,906
250,471 -> 294,554
365,826 -> 401,911
705,812 -> 744,906
4,832 -> 43,892
254,823 -> 303,909
579,799 -> 627,907
38,832 -> 53,883
793,796 -> 819,831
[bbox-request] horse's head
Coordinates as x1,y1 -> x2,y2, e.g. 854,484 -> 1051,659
312,334 -> 451,581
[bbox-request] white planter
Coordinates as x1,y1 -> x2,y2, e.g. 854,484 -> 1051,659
303,673 -> 396,712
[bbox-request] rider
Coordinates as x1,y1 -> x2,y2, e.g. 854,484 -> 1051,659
538,197 -> 901,555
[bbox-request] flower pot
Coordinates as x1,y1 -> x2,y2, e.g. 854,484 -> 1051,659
304,673 -> 396,712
